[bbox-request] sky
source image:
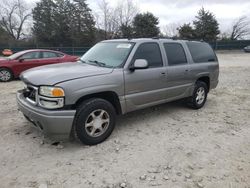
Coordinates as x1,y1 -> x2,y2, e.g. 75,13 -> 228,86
87,0 -> 250,34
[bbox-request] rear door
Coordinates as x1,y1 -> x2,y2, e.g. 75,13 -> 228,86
124,42 -> 168,111
39,51 -> 61,65
163,42 -> 192,99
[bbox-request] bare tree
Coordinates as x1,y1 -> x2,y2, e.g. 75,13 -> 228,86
230,16 -> 250,40
162,23 -> 180,37
0,0 -> 31,40
95,0 -> 138,39
115,0 -> 138,27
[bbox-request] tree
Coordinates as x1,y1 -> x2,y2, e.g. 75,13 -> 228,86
32,0 -> 96,46
116,0 -> 138,38
178,23 -> 195,39
193,7 -> 220,41
162,23 -> 180,38
230,16 -> 250,40
120,24 -> 133,38
66,0 -> 96,46
0,26 -> 11,46
132,12 -> 160,38
32,0 -> 57,46
95,0 -> 138,39
0,0 -> 31,40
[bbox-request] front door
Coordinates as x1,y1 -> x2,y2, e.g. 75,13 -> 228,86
124,42 -> 167,112
15,51 -> 41,76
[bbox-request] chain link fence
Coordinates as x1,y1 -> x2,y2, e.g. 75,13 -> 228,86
1,40 -> 250,56
0,47 -> 90,56
209,40 -> 250,50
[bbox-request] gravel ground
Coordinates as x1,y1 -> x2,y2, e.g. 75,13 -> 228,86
0,52 -> 250,188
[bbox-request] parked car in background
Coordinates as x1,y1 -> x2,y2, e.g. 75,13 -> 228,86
0,49 -> 78,82
244,46 -> 250,52
2,49 -> 13,56
17,38 -> 219,145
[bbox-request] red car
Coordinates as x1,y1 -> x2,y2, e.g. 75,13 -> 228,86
0,49 -> 78,82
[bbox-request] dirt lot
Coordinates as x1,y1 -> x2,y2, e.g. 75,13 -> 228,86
0,52 -> 250,188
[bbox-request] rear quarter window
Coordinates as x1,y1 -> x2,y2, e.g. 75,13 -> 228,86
186,42 -> 217,63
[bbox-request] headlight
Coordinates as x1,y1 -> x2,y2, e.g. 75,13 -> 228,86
39,86 -> 65,98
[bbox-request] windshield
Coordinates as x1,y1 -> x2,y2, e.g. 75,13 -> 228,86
7,51 -> 26,60
80,42 -> 134,68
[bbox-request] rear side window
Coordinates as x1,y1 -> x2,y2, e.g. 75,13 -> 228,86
133,43 -> 163,68
42,52 -> 58,58
56,53 -> 64,57
186,42 -> 217,63
164,43 -> 187,66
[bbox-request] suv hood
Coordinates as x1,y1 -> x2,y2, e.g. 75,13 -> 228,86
21,62 -> 114,86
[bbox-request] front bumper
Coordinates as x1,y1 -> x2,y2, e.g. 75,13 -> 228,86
16,90 -> 76,139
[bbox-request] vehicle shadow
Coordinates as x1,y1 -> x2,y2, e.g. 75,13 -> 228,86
63,99 -> 189,148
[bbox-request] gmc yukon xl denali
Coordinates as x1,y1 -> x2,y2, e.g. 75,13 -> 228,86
17,38 -> 219,145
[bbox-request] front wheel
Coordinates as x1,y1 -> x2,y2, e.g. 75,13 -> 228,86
73,98 -> 116,145
0,68 -> 13,82
187,81 -> 208,109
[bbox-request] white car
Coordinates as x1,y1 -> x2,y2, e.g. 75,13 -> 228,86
244,46 -> 250,52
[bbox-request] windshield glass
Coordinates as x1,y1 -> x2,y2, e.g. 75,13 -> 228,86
80,42 -> 134,68
7,51 -> 26,60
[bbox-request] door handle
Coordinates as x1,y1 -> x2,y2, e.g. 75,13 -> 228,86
160,72 -> 166,77
184,69 -> 189,74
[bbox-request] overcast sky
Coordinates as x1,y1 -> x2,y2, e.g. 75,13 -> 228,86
87,0 -> 250,33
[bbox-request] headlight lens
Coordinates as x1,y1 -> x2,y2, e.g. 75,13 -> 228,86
39,86 -> 65,98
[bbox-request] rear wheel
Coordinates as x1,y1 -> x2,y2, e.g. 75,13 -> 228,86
187,81 -> 208,109
73,98 -> 116,145
0,68 -> 13,82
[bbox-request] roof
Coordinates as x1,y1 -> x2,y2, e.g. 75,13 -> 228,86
104,38 -> 172,42
17,49 -> 65,54
103,38 -> 201,43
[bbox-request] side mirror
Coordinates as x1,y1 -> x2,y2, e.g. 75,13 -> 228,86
130,59 -> 149,71
19,58 -> 24,62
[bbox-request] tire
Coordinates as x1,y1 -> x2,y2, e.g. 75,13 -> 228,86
0,68 -> 13,82
187,81 -> 208,109
73,98 -> 116,145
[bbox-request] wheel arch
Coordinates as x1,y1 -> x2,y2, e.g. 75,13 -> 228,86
196,76 -> 210,91
72,91 -> 122,115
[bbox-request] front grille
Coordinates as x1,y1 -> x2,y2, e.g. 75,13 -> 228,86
23,85 -> 37,103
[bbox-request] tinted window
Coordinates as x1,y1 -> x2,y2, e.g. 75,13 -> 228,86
164,43 -> 187,66
133,43 -> 163,68
20,52 -> 40,60
56,53 -> 64,57
187,42 -> 217,63
42,52 -> 58,58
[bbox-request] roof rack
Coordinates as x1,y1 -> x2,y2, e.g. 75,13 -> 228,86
152,36 -> 178,40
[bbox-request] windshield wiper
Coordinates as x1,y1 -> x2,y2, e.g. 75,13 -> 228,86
79,59 -> 87,64
88,60 -> 107,67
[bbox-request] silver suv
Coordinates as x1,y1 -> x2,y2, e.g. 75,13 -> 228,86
17,38 -> 219,145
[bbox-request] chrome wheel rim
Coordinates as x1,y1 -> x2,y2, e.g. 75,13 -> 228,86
0,70 -> 11,81
196,87 -> 205,105
85,109 -> 110,137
